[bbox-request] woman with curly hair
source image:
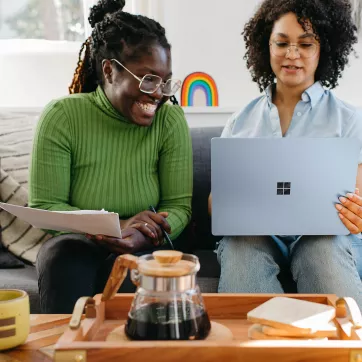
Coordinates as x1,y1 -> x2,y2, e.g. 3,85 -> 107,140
30,0 -> 192,313
212,0 -> 362,304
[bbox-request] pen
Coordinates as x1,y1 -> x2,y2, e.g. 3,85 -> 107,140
149,205 -> 174,250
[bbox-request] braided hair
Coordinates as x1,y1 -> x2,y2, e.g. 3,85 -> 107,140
69,0 -> 178,105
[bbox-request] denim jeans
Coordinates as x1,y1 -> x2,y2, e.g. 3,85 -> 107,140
36,234 -> 169,313
217,234 -> 362,307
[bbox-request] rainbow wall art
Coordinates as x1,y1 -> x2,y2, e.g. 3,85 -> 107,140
181,72 -> 219,107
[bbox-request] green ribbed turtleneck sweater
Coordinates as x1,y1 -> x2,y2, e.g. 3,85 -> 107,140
29,86 -> 193,240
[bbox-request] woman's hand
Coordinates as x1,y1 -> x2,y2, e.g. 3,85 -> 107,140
335,188 -> 362,234
86,227 -> 154,254
120,210 -> 171,245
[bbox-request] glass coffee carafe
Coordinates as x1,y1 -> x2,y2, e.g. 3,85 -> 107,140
102,250 -> 211,341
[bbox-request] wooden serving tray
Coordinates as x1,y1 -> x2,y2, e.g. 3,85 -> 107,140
54,293 -> 362,362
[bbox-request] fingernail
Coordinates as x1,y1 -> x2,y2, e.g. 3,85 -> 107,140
339,196 -> 347,203
96,235 -> 103,240
151,233 -> 156,238
335,204 -> 342,211
339,213 -> 344,219
347,193 -> 354,199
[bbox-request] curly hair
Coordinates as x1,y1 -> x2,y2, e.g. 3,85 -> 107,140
243,0 -> 358,91
69,0 -> 179,104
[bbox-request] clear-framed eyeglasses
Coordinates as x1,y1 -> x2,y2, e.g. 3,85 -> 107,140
109,58 -> 182,97
269,39 -> 319,58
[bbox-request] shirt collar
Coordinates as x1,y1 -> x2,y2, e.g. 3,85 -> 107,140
265,83 -> 274,108
301,81 -> 325,108
264,81 -> 325,108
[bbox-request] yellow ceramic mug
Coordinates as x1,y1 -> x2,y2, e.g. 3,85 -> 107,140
0,290 -> 29,350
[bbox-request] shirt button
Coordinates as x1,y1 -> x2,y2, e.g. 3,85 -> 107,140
297,112 -> 302,116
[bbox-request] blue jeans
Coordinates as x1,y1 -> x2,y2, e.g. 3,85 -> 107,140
217,234 -> 362,307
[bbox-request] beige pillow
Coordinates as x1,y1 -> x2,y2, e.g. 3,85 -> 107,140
0,110 -> 40,190
0,167 -> 52,264
0,110 -> 52,263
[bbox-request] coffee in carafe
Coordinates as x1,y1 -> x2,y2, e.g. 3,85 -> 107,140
125,300 -> 211,340
102,250 -> 211,340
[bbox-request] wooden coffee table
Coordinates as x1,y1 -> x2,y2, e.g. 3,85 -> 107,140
0,314 -> 71,362
2,295 -> 362,362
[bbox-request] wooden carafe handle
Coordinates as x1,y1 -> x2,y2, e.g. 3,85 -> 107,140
101,254 -> 138,301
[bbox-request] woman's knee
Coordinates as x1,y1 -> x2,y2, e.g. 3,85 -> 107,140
290,235 -> 362,299
217,237 -> 255,267
36,234 -> 100,273
217,237 -> 238,264
292,235 -> 353,266
350,235 -> 362,277
217,236 -> 283,265
290,235 -> 356,281
217,236 -> 282,276
217,236 -> 284,293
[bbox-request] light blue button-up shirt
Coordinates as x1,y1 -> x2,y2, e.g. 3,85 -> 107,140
222,82 -> 362,160
221,81 -> 362,252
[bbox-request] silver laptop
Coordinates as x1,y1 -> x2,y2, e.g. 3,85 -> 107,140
211,138 -> 360,236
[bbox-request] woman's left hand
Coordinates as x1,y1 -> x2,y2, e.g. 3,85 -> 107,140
335,188 -> 362,234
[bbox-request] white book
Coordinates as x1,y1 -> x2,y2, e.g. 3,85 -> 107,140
0,202 -> 122,238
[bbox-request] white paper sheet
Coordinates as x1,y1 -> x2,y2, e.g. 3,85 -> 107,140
0,203 -> 122,238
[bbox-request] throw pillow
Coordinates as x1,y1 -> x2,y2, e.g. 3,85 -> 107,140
0,167 -> 52,264
0,110 -> 40,190
0,110 -> 52,264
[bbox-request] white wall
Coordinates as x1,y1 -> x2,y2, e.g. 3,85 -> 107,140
0,0 -> 361,112
0,39 -> 80,108
162,0 -> 362,108
162,0 -> 260,108
333,46 -> 362,106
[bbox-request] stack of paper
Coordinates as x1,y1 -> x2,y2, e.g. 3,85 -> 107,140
0,202 -> 122,238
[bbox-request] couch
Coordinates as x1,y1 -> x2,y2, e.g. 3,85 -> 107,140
0,123 -> 224,313
2,122 -> 362,314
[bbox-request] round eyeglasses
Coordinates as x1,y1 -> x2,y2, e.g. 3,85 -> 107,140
110,59 -> 182,97
269,40 -> 318,58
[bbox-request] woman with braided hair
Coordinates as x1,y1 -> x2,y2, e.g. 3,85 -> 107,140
29,0 -> 192,313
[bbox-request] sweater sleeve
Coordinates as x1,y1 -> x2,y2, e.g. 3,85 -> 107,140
157,106 -> 193,240
29,100 -> 80,213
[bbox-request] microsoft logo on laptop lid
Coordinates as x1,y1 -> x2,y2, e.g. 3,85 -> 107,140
277,182 -> 291,195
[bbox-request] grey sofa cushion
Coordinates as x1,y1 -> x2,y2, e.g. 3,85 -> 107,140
194,249 -> 220,278
0,247 -> 25,268
197,277 -> 219,293
0,264 -> 40,313
191,127 -> 223,250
